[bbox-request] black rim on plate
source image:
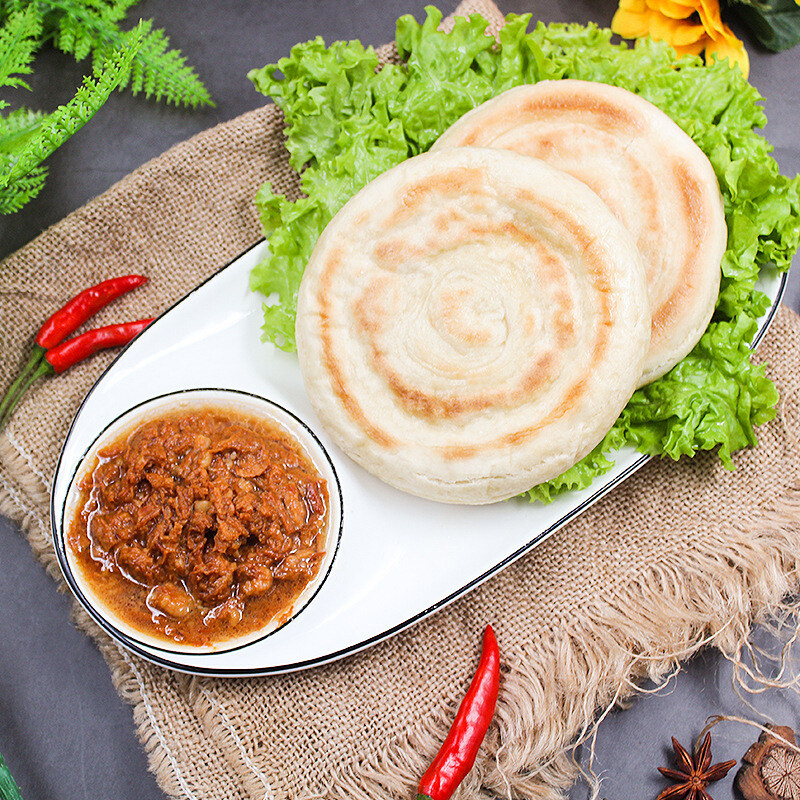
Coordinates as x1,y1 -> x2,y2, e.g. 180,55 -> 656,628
49,242 -> 789,676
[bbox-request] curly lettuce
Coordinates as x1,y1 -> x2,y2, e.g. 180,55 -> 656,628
247,6 -> 800,501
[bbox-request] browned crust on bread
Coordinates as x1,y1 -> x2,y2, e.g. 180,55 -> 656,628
319,183 -> 614,459
317,245 -> 398,449
296,145 -> 650,502
650,159 -> 714,346
458,91 -> 646,147
433,81 -> 725,386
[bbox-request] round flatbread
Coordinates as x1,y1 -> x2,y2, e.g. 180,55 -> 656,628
295,147 -> 650,504
433,80 -> 727,386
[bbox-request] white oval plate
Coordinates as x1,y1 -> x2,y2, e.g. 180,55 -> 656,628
51,241 -> 786,675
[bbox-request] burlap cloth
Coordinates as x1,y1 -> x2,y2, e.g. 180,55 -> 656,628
3,2 -> 800,798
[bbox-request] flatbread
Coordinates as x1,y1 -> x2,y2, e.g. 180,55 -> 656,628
295,147 -> 650,504
433,80 -> 727,386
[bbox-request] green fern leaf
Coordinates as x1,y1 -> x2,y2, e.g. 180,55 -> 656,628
0,158 -> 47,212
0,2 -> 31,23
0,3 -> 209,215
0,107 -> 46,152
0,5 -> 43,91
47,0 -> 128,60
104,18 -> 214,107
2,20 -> 143,187
43,0 -> 213,107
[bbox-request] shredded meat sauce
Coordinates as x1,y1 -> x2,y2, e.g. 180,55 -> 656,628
67,408 -> 328,647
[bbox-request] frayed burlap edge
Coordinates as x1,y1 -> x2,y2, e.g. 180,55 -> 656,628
268,491 -> 800,800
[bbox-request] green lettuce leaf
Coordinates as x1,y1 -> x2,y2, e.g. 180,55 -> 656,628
620,314 -> 779,465
248,6 -> 800,500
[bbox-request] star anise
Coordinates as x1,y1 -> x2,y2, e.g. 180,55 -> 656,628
656,732 -> 737,800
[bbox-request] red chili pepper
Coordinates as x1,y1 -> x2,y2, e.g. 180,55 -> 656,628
0,275 -> 151,431
35,274 -> 148,349
417,625 -> 500,800
0,275 -> 150,428
0,318 -> 153,431
44,319 -> 154,373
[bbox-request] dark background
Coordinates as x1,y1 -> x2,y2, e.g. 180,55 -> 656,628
1,2 -> 799,798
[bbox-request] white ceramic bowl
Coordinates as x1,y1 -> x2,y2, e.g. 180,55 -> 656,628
58,388 -> 343,656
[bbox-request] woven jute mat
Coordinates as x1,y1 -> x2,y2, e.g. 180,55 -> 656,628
3,2 -> 800,798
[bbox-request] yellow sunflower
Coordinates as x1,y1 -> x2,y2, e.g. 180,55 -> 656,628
612,0 -> 750,77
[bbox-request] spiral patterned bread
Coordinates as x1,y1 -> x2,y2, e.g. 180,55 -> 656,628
433,80 -> 727,386
295,147 -> 650,504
